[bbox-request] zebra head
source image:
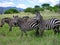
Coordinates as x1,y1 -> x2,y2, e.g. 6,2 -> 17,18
13,16 -> 24,26
13,15 -> 20,26
34,10 -> 43,24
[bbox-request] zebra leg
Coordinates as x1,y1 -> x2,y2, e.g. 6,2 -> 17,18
35,27 -> 39,36
24,31 -> 27,36
39,24 -> 45,36
21,29 -> 27,36
39,27 -> 44,36
9,25 -> 12,31
53,27 -> 57,34
21,31 -> 24,37
57,26 -> 60,34
39,30 -> 44,36
54,29 -> 57,34
53,26 -> 60,34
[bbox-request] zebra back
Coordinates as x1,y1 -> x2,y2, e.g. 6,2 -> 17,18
44,18 -> 60,30
27,18 -> 39,29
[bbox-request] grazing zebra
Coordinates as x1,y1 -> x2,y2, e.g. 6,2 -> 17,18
13,15 -> 39,36
44,18 -> 60,34
0,16 -> 30,31
0,17 -> 18,31
34,10 -> 60,35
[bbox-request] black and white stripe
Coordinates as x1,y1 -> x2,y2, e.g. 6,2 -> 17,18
45,18 -> 60,30
50,18 -> 60,26
29,21 -> 39,29
50,18 -> 59,24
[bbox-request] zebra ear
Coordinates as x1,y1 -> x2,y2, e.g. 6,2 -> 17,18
35,10 -> 40,16
13,15 -> 14,17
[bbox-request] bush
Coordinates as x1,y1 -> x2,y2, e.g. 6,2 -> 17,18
34,5 -> 44,11
52,7 -> 58,12
24,7 -> 32,12
40,8 -> 44,11
4,8 -> 19,14
24,7 -> 35,14
24,7 -> 44,14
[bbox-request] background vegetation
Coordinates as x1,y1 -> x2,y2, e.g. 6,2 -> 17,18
4,8 -> 19,14
0,10 -> 60,45
24,3 -> 60,14
3,3 -> 60,14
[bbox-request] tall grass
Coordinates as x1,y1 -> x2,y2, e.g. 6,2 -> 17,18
0,11 -> 60,45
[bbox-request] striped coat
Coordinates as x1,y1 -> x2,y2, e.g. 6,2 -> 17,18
13,16 -> 39,36
44,18 -> 60,34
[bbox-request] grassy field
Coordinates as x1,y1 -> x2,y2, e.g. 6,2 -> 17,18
0,10 -> 60,45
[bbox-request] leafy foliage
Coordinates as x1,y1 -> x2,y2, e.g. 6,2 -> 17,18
24,3 -> 60,14
24,5 -> 44,14
24,7 -> 35,14
4,8 -> 19,14
35,5 -> 40,8
34,5 -> 44,11
42,3 -> 50,9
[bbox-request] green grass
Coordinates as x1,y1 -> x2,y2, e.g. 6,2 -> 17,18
0,10 -> 60,45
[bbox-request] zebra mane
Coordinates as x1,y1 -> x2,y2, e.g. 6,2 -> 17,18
35,10 -> 44,23
35,10 -> 41,16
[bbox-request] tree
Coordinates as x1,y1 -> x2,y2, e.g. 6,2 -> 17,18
24,7 -> 35,14
24,7 -> 32,12
55,3 -> 60,8
35,5 -> 40,8
42,3 -> 50,9
4,8 -> 19,14
54,4 -> 60,13
24,5 -> 44,14
34,5 -> 40,11
34,5 -> 44,11
54,2 -> 60,13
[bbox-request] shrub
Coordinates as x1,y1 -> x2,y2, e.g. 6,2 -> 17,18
24,7 -> 35,14
4,8 -> 19,14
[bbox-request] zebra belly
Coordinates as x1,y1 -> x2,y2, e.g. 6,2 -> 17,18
20,23 -> 38,31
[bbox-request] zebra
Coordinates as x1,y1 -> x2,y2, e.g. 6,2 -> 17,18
0,16 -> 30,31
34,10 -> 45,36
0,17 -> 19,31
44,18 -> 60,34
13,15 -> 40,36
34,10 -> 60,35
